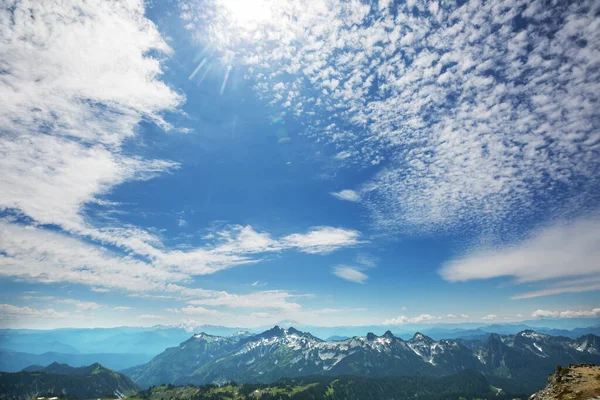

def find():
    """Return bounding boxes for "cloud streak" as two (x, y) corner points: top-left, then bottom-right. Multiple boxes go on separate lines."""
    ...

(330, 190), (360, 202)
(332, 265), (368, 284)
(440, 214), (600, 298)
(532, 308), (600, 319)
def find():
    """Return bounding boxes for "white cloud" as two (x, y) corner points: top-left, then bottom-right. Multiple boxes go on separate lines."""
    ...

(332, 265), (368, 284)
(0, 221), (188, 293)
(250, 312), (271, 318)
(91, 288), (111, 293)
(383, 314), (441, 325)
(0, 219), (360, 317)
(481, 314), (498, 320)
(56, 299), (102, 311)
(180, 306), (229, 317)
(511, 276), (600, 300)
(137, 314), (167, 320)
(114, 306), (131, 311)
(20, 295), (55, 301)
(355, 253), (377, 268)
(282, 226), (361, 254)
(440, 215), (600, 298)
(412, 314), (441, 323)
(0, 0), (182, 232)
(250, 280), (267, 287)
(181, 0), (600, 231)
(0, 304), (69, 320)
(532, 307), (600, 319)
(330, 190), (360, 202)
(187, 290), (303, 311)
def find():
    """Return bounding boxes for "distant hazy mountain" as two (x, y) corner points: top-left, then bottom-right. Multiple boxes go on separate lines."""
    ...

(0, 327), (192, 355)
(0, 326), (255, 356)
(0, 362), (138, 399)
(0, 350), (154, 372)
(123, 326), (600, 393)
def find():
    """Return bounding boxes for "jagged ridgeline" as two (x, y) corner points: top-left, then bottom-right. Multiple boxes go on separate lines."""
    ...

(131, 370), (511, 400)
(123, 326), (600, 394)
(0, 362), (139, 400)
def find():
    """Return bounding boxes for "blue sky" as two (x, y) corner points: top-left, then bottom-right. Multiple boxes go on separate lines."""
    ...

(1, 0), (599, 329)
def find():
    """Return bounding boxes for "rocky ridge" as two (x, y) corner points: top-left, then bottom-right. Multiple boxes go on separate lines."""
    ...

(530, 363), (600, 400)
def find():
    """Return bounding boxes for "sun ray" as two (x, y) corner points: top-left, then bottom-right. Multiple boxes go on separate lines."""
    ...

(188, 58), (207, 80)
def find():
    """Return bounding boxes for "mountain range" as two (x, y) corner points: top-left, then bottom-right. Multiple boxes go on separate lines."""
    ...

(0, 350), (154, 373)
(123, 326), (600, 394)
(0, 362), (138, 400)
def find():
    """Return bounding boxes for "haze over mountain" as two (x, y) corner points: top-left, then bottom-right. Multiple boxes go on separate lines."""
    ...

(123, 326), (600, 394)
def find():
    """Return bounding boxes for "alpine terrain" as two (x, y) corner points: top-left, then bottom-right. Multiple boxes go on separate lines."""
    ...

(124, 326), (600, 393)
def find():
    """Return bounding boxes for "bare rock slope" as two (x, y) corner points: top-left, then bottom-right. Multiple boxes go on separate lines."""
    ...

(530, 363), (600, 400)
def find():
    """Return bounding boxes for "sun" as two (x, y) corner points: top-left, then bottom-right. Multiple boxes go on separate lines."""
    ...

(217, 0), (274, 27)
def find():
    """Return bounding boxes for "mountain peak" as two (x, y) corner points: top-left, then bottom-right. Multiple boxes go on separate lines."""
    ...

(287, 327), (303, 336)
(383, 330), (395, 339)
(192, 332), (211, 339)
(517, 330), (548, 340)
(257, 325), (286, 338)
(411, 332), (432, 342)
(366, 332), (377, 341)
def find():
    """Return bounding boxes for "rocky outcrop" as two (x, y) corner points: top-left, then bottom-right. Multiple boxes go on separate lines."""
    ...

(530, 363), (600, 400)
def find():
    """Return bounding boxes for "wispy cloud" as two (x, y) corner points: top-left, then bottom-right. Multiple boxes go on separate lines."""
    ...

(532, 307), (600, 319)
(440, 215), (600, 298)
(0, 304), (69, 320)
(180, 306), (229, 317)
(383, 314), (441, 325)
(137, 314), (167, 320)
(281, 226), (362, 254)
(330, 190), (360, 202)
(383, 312), (471, 325)
(55, 299), (102, 311)
(481, 314), (498, 321)
(512, 277), (600, 300)
(332, 265), (368, 284)
(187, 290), (303, 311)
(0, 0), (182, 234)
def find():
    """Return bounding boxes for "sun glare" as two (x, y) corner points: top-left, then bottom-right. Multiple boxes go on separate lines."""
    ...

(218, 0), (273, 27)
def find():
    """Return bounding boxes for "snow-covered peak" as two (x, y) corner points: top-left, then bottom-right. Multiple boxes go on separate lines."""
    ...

(410, 332), (434, 343)
(383, 330), (396, 339)
(192, 332), (226, 342)
(517, 330), (549, 340)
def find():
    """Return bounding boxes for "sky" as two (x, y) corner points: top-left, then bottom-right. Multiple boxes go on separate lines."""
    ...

(1, 0), (599, 330)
